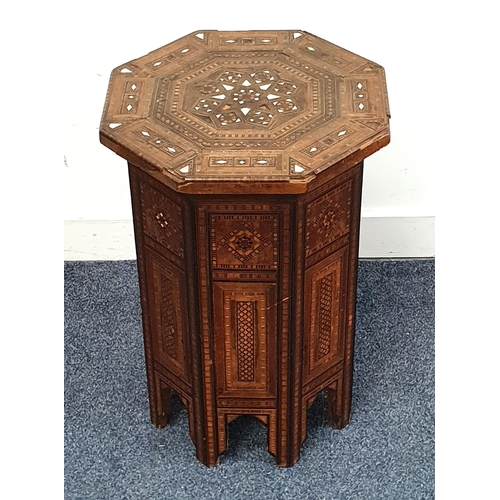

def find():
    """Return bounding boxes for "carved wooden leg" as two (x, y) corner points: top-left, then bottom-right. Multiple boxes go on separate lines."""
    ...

(153, 376), (172, 429)
(213, 411), (279, 465)
(275, 422), (301, 468)
(177, 395), (196, 444)
(195, 417), (220, 467)
(248, 413), (279, 459)
(217, 412), (229, 457)
(275, 442), (301, 467)
(326, 376), (347, 429)
(190, 428), (219, 467)
(267, 413), (278, 458)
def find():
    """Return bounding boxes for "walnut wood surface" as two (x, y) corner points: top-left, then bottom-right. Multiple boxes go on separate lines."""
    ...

(100, 30), (390, 194)
(101, 30), (390, 467)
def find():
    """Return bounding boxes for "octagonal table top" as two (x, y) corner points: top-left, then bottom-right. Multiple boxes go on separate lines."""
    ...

(99, 30), (390, 194)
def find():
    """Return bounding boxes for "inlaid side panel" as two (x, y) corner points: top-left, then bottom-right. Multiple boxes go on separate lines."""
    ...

(303, 246), (348, 384)
(213, 282), (277, 399)
(210, 213), (279, 270)
(305, 179), (352, 258)
(314, 267), (340, 363)
(140, 181), (184, 265)
(197, 200), (293, 466)
(145, 247), (189, 383)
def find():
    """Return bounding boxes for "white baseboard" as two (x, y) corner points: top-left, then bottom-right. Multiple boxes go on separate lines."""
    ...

(64, 217), (435, 261)
(359, 216), (435, 258)
(64, 221), (137, 261)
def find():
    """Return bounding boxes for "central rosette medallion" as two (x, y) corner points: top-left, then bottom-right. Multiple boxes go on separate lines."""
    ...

(190, 69), (302, 128)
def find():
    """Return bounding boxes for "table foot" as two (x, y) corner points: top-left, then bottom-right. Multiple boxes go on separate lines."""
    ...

(326, 378), (350, 429)
(151, 378), (172, 429)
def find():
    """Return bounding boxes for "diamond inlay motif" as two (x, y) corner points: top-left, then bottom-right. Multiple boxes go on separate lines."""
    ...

(313, 201), (347, 239)
(155, 211), (175, 235)
(140, 182), (184, 260)
(219, 222), (271, 263)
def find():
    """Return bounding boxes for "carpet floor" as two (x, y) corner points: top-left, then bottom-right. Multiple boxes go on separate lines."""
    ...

(64, 259), (434, 500)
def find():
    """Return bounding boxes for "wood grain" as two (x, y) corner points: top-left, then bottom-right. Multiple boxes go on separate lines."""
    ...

(101, 30), (390, 467)
(100, 30), (390, 194)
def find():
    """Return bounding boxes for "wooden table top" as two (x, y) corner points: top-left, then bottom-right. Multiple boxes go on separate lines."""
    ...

(99, 30), (390, 194)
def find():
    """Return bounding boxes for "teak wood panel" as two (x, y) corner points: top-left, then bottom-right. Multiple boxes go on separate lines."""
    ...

(306, 165), (364, 430)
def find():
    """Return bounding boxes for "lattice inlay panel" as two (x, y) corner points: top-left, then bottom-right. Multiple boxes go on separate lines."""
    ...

(213, 283), (276, 396)
(236, 301), (256, 382)
(148, 251), (186, 380)
(309, 259), (340, 370)
(317, 274), (333, 359)
(160, 274), (177, 360)
(303, 248), (345, 382)
(190, 69), (302, 129)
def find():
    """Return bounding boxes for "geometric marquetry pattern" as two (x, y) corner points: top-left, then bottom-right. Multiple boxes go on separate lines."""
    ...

(301, 126), (354, 157)
(317, 273), (333, 359)
(299, 41), (350, 68)
(101, 30), (390, 191)
(154, 210), (176, 237)
(305, 181), (352, 258)
(99, 29), (390, 467)
(135, 127), (185, 157)
(313, 200), (347, 240)
(145, 44), (198, 71)
(190, 69), (301, 129)
(216, 220), (275, 267)
(304, 246), (345, 385)
(160, 274), (177, 360)
(236, 301), (256, 382)
(140, 182), (184, 259)
(120, 81), (142, 114)
(219, 222), (272, 264)
(352, 80), (369, 113)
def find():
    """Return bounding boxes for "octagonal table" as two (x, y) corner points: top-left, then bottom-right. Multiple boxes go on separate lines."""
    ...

(99, 30), (390, 467)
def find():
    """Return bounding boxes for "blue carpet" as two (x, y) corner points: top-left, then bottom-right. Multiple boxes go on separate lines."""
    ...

(64, 259), (434, 499)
